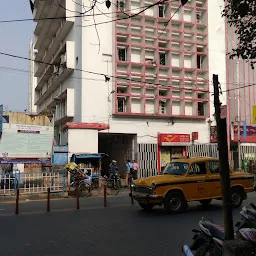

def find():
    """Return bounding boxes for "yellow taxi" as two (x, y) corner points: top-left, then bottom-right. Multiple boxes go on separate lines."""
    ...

(131, 157), (254, 213)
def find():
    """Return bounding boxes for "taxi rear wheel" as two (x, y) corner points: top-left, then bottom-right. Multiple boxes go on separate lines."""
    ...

(231, 188), (244, 208)
(164, 191), (187, 213)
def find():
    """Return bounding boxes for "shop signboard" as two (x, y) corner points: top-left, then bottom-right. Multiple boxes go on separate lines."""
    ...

(158, 133), (191, 146)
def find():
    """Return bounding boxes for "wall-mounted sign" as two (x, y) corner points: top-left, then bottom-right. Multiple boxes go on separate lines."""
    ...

(192, 132), (199, 141)
(210, 126), (217, 143)
(158, 133), (191, 146)
(252, 105), (256, 125)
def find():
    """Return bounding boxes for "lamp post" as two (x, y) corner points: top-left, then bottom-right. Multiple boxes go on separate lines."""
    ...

(45, 106), (56, 167)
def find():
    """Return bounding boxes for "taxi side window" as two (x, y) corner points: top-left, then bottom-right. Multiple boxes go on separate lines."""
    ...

(208, 161), (219, 174)
(189, 162), (207, 175)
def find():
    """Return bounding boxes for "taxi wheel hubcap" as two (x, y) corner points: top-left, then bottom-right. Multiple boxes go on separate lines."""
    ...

(232, 193), (240, 205)
(170, 198), (181, 210)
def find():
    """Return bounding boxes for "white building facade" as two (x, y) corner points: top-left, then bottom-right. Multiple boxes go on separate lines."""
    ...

(29, 0), (231, 175)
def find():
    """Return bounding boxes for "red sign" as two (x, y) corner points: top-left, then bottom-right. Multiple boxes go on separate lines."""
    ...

(158, 134), (190, 145)
(66, 122), (109, 131)
(192, 132), (198, 141)
(210, 126), (217, 143)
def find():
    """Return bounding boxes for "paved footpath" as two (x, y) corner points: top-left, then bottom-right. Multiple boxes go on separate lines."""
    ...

(0, 192), (255, 256)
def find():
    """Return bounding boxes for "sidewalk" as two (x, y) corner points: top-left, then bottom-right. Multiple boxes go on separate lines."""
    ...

(0, 187), (130, 203)
(0, 178), (129, 203)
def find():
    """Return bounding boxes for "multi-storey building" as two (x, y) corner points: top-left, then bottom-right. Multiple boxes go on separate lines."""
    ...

(29, 0), (255, 174)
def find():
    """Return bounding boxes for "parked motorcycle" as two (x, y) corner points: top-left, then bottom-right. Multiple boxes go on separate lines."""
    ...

(188, 218), (224, 256)
(185, 203), (256, 255)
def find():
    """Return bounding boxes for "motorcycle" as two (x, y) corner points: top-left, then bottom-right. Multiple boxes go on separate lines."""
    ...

(189, 218), (224, 256)
(236, 203), (256, 230)
(185, 204), (256, 255)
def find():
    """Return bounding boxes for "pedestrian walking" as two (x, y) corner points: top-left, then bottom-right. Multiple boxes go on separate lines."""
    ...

(125, 160), (133, 187)
(132, 160), (139, 179)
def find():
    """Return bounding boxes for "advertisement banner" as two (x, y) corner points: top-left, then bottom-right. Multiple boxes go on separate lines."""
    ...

(252, 105), (256, 125)
(210, 126), (217, 143)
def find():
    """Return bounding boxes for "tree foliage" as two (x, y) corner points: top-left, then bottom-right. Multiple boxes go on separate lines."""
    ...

(222, 0), (256, 68)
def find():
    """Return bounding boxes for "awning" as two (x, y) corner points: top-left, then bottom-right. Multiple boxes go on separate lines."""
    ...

(75, 154), (102, 159)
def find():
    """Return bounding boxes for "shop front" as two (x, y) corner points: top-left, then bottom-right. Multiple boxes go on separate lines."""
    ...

(157, 133), (191, 172)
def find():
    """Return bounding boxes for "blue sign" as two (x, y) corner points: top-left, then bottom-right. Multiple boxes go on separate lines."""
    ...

(0, 104), (3, 139)
(243, 121), (247, 140)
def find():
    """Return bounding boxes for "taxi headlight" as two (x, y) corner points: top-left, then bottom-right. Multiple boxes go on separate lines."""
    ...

(151, 183), (156, 190)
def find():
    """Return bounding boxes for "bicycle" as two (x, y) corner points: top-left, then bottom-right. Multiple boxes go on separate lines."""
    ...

(98, 174), (121, 195)
(70, 179), (92, 197)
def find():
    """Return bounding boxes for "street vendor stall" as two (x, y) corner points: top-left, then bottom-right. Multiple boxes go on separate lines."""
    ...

(70, 153), (108, 187)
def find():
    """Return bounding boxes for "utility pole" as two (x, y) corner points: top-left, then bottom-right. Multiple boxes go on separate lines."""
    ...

(236, 60), (241, 169)
(213, 74), (234, 240)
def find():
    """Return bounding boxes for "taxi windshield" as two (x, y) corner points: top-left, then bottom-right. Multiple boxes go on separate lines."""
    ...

(162, 162), (189, 176)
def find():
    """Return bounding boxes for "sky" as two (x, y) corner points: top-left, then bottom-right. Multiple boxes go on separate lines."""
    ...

(0, 0), (34, 111)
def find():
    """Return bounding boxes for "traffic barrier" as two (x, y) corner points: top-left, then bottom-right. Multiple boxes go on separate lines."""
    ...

(104, 183), (107, 207)
(76, 185), (80, 210)
(47, 188), (50, 212)
(129, 177), (134, 205)
(15, 189), (20, 215)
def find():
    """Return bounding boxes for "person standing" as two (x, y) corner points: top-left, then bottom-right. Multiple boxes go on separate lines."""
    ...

(132, 160), (139, 179)
(125, 160), (133, 187)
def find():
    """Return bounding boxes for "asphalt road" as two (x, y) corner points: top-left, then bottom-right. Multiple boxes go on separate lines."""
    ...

(0, 191), (256, 256)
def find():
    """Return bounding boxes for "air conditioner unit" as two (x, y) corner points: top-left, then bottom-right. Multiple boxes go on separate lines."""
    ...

(196, 12), (201, 23)
(53, 65), (59, 75)
(60, 53), (67, 66)
(117, 0), (125, 11)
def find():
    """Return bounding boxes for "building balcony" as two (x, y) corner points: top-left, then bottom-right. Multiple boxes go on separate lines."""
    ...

(34, 19), (73, 66)
(35, 65), (74, 106)
(37, 88), (74, 122)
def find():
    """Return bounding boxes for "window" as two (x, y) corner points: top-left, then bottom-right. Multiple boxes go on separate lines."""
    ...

(118, 98), (126, 112)
(208, 161), (219, 174)
(117, 0), (125, 11)
(158, 4), (165, 17)
(160, 100), (166, 114)
(118, 48), (127, 61)
(189, 162), (207, 175)
(196, 11), (201, 23)
(117, 88), (126, 94)
(159, 52), (166, 65)
(198, 102), (205, 116)
(197, 54), (202, 69)
(162, 162), (189, 176)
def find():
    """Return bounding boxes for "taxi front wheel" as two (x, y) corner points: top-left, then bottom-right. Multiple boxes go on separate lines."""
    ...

(164, 191), (188, 213)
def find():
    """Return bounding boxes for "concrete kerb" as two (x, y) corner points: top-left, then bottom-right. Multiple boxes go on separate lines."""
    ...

(0, 188), (130, 203)
(0, 192), (69, 203)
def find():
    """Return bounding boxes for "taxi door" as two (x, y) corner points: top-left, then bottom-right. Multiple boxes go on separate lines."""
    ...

(207, 160), (221, 198)
(186, 162), (211, 200)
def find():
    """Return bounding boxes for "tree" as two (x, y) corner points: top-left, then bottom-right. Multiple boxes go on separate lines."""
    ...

(222, 0), (256, 68)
